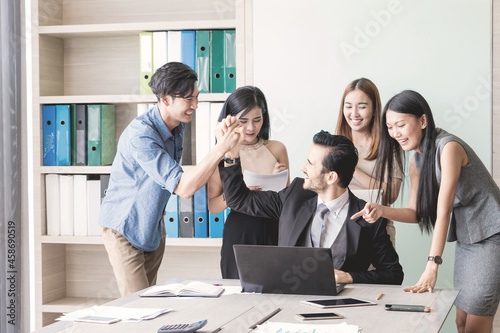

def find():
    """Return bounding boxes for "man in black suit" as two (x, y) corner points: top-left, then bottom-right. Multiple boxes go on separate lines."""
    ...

(219, 130), (403, 285)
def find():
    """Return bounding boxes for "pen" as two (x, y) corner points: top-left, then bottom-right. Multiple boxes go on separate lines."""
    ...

(376, 292), (383, 300)
(248, 308), (282, 329)
(212, 283), (222, 286)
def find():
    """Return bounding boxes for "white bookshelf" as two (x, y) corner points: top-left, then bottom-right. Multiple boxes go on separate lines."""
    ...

(31, 0), (250, 327)
(41, 235), (222, 247)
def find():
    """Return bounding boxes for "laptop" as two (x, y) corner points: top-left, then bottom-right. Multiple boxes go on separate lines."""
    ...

(233, 244), (345, 296)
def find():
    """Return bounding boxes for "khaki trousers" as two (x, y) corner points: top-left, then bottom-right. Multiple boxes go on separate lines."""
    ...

(101, 227), (165, 296)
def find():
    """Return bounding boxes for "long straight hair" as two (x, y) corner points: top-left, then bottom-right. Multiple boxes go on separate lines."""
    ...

(336, 78), (381, 161)
(376, 90), (438, 232)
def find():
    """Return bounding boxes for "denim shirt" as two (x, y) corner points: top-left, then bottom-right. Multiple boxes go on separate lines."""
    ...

(98, 105), (184, 251)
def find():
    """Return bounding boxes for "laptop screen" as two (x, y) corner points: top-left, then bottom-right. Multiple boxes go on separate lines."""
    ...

(234, 245), (343, 296)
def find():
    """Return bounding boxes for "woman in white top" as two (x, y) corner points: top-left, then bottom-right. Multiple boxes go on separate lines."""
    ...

(208, 86), (289, 278)
(336, 78), (402, 246)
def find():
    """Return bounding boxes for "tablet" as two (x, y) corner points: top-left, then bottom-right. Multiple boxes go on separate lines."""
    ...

(300, 297), (376, 308)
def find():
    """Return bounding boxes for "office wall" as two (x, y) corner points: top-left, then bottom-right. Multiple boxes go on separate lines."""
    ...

(253, 1), (491, 331)
(494, 1), (500, 186)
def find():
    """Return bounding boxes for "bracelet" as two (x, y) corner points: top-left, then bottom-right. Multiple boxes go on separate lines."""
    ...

(223, 156), (240, 164)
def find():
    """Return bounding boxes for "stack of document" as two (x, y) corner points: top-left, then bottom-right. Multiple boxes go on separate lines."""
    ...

(57, 305), (171, 323)
(243, 170), (289, 192)
(254, 322), (359, 333)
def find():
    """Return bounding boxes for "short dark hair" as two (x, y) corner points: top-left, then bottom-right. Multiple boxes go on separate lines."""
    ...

(149, 62), (198, 101)
(313, 131), (358, 188)
(217, 86), (271, 140)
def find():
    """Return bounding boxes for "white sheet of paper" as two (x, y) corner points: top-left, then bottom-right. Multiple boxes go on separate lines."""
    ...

(243, 169), (288, 192)
(254, 321), (359, 333)
(57, 305), (172, 323)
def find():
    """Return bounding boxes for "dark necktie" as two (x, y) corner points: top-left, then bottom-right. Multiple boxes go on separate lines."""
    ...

(311, 203), (329, 247)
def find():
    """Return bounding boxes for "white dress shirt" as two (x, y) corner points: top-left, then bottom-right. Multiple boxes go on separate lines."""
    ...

(316, 189), (350, 248)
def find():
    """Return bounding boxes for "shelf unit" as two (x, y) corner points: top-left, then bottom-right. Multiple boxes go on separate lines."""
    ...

(31, 0), (251, 328)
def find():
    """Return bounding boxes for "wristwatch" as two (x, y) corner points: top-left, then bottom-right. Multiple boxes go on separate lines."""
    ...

(223, 156), (240, 165)
(427, 255), (443, 265)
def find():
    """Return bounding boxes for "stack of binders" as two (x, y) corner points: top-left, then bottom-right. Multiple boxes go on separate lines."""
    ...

(164, 185), (226, 238)
(139, 29), (236, 95)
(42, 104), (116, 166)
(45, 174), (109, 237)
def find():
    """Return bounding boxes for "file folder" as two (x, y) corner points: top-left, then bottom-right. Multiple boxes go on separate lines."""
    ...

(87, 104), (116, 166)
(137, 103), (155, 117)
(100, 104), (116, 166)
(153, 31), (168, 73)
(45, 174), (61, 236)
(209, 103), (224, 150)
(224, 208), (231, 221)
(167, 31), (182, 63)
(56, 104), (71, 166)
(224, 30), (236, 93)
(70, 104), (77, 165)
(181, 30), (196, 71)
(210, 30), (225, 93)
(196, 30), (210, 93)
(59, 174), (74, 236)
(73, 174), (88, 236)
(179, 196), (194, 238)
(140, 32), (154, 94)
(100, 174), (110, 203)
(87, 104), (101, 166)
(181, 121), (194, 166)
(137, 103), (149, 117)
(75, 104), (87, 166)
(87, 176), (101, 236)
(194, 186), (208, 238)
(42, 105), (57, 166)
(164, 194), (179, 238)
(209, 210), (224, 238)
(195, 102), (211, 163)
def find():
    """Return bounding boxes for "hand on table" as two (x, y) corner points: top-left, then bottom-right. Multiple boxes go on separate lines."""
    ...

(403, 265), (438, 293)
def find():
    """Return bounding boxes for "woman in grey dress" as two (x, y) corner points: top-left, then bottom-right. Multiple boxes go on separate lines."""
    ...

(352, 90), (500, 332)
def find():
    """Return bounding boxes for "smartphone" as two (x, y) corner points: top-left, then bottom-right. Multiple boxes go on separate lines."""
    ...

(74, 316), (122, 324)
(300, 298), (376, 309)
(296, 312), (344, 320)
(385, 304), (430, 313)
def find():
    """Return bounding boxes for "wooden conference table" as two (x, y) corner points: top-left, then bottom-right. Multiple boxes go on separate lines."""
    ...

(32, 279), (459, 333)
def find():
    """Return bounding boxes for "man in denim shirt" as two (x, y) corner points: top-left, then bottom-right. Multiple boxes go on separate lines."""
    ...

(99, 62), (243, 296)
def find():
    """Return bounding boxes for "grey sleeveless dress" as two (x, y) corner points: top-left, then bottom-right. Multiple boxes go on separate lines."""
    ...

(415, 128), (500, 316)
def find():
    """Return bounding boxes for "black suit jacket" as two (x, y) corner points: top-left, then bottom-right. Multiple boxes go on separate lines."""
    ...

(220, 162), (404, 285)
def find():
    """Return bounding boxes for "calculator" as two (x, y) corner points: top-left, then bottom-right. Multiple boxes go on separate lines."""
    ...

(157, 319), (207, 333)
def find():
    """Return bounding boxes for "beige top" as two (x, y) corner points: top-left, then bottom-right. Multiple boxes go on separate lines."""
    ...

(349, 144), (402, 191)
(240, 139), (277, 175)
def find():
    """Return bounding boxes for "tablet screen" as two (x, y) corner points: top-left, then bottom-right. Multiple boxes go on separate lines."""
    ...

(301, 297), (376, 308)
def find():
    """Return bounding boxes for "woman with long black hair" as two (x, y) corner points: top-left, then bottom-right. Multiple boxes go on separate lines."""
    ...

(207, 86), (290, 279)
(353, 90), (500, 332)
